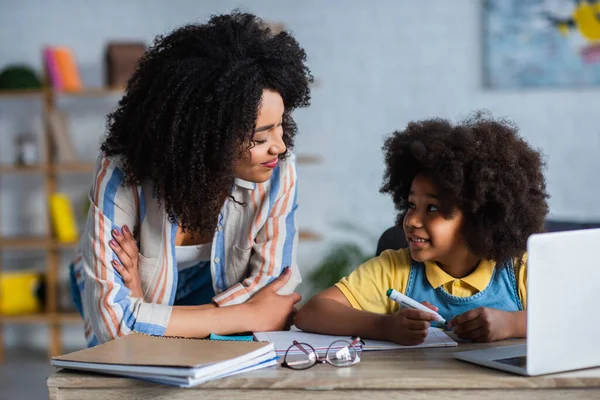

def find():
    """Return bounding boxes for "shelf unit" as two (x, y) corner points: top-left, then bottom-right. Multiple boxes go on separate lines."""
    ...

(3, 312), (82, 325)
(0, 87), (122, 362)
(0, 87), (322, 361)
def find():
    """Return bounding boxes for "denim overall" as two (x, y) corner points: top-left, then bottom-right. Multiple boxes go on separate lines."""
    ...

(404, 259), (523, 322)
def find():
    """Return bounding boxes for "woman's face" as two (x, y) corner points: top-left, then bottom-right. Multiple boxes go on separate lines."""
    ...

(233, 89), (287, 183)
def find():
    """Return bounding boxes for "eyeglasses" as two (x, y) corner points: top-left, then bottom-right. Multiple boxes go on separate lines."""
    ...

(281, 337), (363, 370)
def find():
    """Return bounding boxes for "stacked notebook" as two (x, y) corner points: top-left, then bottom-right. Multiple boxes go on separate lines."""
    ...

(51, 333), (277, 387)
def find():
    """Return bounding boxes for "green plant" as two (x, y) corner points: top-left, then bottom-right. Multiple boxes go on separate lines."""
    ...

(0, 65), (42, 89)
(307, 223), (377, 292)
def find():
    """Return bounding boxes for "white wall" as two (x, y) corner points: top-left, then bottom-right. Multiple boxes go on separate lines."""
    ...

(1, 0), (599, 349)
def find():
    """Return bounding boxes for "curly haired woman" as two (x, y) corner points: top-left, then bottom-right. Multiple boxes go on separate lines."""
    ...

(70, 12), (312, 345)
(296, 112), (549, 344)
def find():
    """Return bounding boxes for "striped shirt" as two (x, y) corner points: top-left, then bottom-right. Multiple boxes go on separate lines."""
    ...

(71, 152), (301, 346)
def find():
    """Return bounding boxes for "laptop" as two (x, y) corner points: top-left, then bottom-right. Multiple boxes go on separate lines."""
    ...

(455, 228), (600, 376)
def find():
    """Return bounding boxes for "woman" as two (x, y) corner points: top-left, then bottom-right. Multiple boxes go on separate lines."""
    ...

(70, 12), (312, 346)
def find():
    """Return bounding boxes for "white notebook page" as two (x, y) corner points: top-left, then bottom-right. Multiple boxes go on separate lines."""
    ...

(254, 327), (457, 355)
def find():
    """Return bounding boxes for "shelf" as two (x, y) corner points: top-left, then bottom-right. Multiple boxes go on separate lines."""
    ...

(53, 162), (95, 173)
(53, 312), (83, 324)
(0, 89), (44, 99)
(0, 162), (95, 174)
(298, 230), (322, 241)
(0, 236), (50, 249)
(296, 155), (322, 165)
(54, 241), (79, 250)
(0, 312), (81, 325)
(53, 87), (124, 97)
(0, 87), (124, 99)
(0, 164), (48, 174)
(0, 236), (78, 250)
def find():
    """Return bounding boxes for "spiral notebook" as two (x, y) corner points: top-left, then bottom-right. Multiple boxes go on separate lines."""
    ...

(51, 333), (277, 387)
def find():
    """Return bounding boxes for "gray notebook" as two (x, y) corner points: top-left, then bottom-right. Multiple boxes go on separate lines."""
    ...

(51, 333), (276, 385)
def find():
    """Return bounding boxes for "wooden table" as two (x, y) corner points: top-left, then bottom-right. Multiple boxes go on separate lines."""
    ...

(47, 339), (600, 399)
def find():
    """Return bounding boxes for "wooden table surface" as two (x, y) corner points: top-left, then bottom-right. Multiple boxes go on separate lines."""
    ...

(47, 338), (600, 399)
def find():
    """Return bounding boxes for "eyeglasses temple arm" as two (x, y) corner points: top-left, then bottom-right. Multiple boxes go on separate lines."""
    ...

(292, 340), (313, 356)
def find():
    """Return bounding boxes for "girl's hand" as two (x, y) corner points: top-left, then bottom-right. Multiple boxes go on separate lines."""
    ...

(380, 302), (438, 346)
(109, 225), (143, 298)
(450, 307), (515, 342)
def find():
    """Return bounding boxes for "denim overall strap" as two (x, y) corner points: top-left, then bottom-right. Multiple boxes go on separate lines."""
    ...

(404, 258), (523, 322)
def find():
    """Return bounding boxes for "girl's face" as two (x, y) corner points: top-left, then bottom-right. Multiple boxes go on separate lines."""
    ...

(233, 89), (286, 183)
(403, 174), (471, 267)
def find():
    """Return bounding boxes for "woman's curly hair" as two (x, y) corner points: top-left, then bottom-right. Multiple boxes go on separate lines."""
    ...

(380, 112), (549, 263)
(101, 12), (312, 236)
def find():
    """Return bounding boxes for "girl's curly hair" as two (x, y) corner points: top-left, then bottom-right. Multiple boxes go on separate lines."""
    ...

(101, 12), (312, 236)
(380, 112), (549, 263)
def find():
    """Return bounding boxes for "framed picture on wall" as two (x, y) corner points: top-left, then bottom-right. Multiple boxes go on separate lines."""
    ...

(484, 0), (600, 88)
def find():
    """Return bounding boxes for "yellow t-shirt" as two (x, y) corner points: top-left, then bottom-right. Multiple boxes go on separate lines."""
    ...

(335, 249), (527, 314)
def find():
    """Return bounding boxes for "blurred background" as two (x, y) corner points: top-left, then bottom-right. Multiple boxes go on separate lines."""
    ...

(1, 0), (599, 397)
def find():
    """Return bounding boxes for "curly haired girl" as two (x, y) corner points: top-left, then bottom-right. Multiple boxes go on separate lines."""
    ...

(296, 112), (549, 344)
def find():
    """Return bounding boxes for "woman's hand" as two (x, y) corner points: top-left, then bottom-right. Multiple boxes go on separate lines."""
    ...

(245, 267), (302, 332)
(450, 307), (517, 342)
(109, 225), (143, 298)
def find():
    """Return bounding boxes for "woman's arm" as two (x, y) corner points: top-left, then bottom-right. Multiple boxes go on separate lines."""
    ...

(108, 224), (301, 337)
(80, 156), (174, 343)
(167, 267), (301, 337)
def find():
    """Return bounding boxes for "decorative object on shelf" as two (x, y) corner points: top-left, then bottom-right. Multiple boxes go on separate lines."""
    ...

(43, 46), (82, 91)
(105, 42), (147, 87)
(14, 132), (39, 166)
(0, 271), (43, 316)
(47, 109), (78, 163)
(43, 47), (62, 90)
(0, 65), (42, 90)
(49, 193), (78, 243)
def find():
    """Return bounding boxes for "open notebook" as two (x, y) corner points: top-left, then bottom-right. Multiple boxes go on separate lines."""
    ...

(51, 333), (277, 387)
(254, 327), (457, 355)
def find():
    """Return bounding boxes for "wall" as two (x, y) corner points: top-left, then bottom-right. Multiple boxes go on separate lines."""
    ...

(1, 0), (599, 349)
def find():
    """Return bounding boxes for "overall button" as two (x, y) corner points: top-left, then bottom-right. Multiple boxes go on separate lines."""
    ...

(214, 257), (220, 263)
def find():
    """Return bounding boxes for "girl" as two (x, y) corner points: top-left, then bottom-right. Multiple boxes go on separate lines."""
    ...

(295, 113), (549, 344)
(70, 12), (312, 346)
